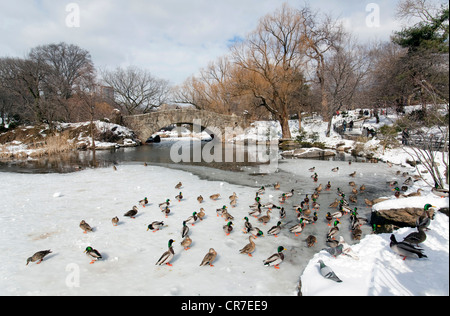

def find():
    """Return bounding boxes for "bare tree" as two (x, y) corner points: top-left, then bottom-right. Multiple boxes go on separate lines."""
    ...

(323, 35), (372, 135)
(231, 3), (308, 139)
(101, 66), (170, 115)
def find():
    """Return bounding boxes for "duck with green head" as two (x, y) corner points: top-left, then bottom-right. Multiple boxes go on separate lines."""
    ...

(156, 239), (175, 266)
(223, 221), (233, 236)
(263, 246), (286, 269)
(84, 247), (102, 265)
(267, 221), (282, 237)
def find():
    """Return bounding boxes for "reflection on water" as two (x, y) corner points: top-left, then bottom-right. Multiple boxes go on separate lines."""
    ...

(0, 140), (362, 174)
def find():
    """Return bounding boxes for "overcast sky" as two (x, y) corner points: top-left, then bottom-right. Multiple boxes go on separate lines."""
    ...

(0, 0), (404, 85)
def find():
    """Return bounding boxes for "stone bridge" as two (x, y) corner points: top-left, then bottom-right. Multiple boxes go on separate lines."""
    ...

(122, 109), (249, 142)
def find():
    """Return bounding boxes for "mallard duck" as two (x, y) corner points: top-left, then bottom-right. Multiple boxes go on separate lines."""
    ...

(223, 221), (233, 235)
(349, 171), (356, 178)
(84, 247), (102, 264)
(316, 184), (323, 192)
(351, 227), (362, 240)
(278, 194), (286, 204)
(229, 192), (238, 200)
(289, 219), (305, 237)
(156, 239), (175, 266)
(198, 208), (206, 221)
(306, 235), (317, 248)
(217, 205), (228, 217)
(210, 193), (220, 201)
(403, 177), (413, 185)
(402, 226), (427, 245)
(312, 199), (320, 210)
(263, 246), (285, 269)
(223, 210), (234, 222)
(181, 221), (189, 238)
(326, 238), (340, 248)
(185, 212), (198, 226)
(258, 210), (272, 225)
(329, 199), (340, 208)
(247, 226), (264, 238)
(147, 221), (165, 232)
(303, 194), (310, 205)
(249, 205), (262, 218)
(111, 216), (119, 226)
(390, 234), (427, 260)
(230, 199), (237, 208)
(432, 186), (449, 198)
(309, 167), (316, 172)
(243, 216), (253, 232)
(406, 189), (423, 197)
(350, 211), (367, 230)
(159, 199), (170, 210)
(327, 221), (340, 240)
(124, 206), (138, 219)
(279, 207), (286, 219)
(26, 250), (52, 266)
(162, 206), (171, 218)
(139, 197), (149, 207)
(274, 182), (281, 190)
(262, 202), (279, 210)
(351, 187), (358, 195)
(257, 186), (266, 195)
(267, 221), (282, 237)
(392, 187), (405, 198)
(326, 212), (333, 226)
(417, 204), (436, 231)
(175, 192), (183, 202)
(197, 195), (204, 204)
(312, 174), (318, 182)
(175, 182), (182, 189)
(200, 248), (217, 267)
(313, 212), (318, 224)
(80, 220), (93, 234)
(326, 181), (332, 190)
(388, 181), (398, 187)
(332, 167), (339, 172)
(349, 195), (357, 204)
(359, 184), (366, 192)
(240, 235), (257, 257)
(318, 260), (342, 283)
(284, 189), (295, 198)
(365, 198), (374, 207)
(181, 235), (192, 250)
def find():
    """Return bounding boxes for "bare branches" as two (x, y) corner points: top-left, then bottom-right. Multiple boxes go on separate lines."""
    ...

(101, 66), (170, 115)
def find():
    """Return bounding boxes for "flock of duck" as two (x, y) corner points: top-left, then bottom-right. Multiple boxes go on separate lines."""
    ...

(25, 163), (443, 284)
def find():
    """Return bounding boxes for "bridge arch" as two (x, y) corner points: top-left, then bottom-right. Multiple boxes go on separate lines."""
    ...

(122, 109), (249, 142)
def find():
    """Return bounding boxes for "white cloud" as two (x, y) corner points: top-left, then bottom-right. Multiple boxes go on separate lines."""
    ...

(0, 0), (403, 85)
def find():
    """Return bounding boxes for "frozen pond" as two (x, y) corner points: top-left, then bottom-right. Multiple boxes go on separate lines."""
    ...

(0, 144), (414, 295)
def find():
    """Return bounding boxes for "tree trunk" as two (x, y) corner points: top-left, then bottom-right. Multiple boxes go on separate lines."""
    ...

(279, 114), (292, 139)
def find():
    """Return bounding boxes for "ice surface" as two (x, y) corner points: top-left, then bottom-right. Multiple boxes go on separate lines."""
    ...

(1, 158), (448, 296)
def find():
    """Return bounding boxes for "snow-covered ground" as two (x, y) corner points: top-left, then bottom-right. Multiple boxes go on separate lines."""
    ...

(1, 159), (448, 296)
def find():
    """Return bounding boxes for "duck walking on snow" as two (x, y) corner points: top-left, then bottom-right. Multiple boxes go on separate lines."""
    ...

(84, 247), (102, 265)
(26, 250), (52, 266)
(124, 206), (138, 219)
(390, 234), (427, 260)
(240, 235), (257, 257)
(263, 246), (285, 269)
(200, 248), (218, 267)
(80, 220), (93, 234)
(156, 239), (175, 266)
